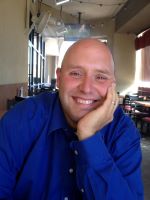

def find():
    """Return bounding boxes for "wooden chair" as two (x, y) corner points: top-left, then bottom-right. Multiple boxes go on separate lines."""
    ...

(122, 95), (136, 116)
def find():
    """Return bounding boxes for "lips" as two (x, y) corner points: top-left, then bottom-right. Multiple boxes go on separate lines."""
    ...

(74, 97), (97, 105)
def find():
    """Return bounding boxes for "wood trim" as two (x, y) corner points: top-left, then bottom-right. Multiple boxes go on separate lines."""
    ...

(138, 87), (150, 96)
(0, 83), (28, 110)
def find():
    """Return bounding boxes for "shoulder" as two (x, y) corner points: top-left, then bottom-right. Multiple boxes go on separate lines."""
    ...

(0, 92), (60, 136)
(0, 92), (60, 151)
(104, 106), (141, 155)
(113, 106), (138, 133)
(3, 91), (58, 120)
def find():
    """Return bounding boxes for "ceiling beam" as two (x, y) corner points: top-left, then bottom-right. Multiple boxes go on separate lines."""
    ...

(115, 0), (150, 33)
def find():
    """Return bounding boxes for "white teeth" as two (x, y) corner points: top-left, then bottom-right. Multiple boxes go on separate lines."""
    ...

(77, 98), (94, 105)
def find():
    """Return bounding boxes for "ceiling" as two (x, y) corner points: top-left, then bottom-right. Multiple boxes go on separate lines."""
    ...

(42, 0), (150, 34)
(42, 0), (128, 20)
(116, 2), (150, 34)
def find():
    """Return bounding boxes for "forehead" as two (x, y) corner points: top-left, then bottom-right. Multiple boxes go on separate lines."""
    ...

(67, 40), (106, 55)
(62, 41), (114, 73)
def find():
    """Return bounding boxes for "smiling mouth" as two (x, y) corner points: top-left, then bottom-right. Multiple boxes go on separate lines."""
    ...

(75, 97), (97, 105)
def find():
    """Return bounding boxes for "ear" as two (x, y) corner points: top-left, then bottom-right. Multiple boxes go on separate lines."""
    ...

(56, 68), (61, 88)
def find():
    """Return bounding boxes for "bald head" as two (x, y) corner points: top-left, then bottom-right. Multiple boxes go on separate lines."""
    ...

(61, 38), (114, 72)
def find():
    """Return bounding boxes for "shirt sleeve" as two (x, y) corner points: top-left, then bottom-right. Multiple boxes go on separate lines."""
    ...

(70, 120), (144, 200)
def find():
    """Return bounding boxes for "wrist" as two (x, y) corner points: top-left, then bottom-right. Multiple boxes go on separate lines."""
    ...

(76, 129), (95, 141)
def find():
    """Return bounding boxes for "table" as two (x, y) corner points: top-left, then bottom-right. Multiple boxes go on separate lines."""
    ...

(134, 101), (150, 108)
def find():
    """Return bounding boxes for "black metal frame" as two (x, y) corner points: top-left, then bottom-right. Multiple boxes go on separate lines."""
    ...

(28, 29), (45, 96)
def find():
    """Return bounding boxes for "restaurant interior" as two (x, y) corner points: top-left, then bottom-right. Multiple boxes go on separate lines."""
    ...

(0, 0), (150, 199)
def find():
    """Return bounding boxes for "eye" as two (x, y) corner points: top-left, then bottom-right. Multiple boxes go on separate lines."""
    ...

(69, 71), (82, 78)
(95, 74), (108, 81)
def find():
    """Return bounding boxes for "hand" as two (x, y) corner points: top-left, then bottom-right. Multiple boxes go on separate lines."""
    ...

(76, 84), (119, 140)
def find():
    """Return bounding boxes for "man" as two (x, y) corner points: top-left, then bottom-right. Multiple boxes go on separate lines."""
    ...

(0, 39), (143, 199)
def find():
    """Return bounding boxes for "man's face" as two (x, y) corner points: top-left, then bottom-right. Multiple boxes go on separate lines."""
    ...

(56, 40), (115, 127)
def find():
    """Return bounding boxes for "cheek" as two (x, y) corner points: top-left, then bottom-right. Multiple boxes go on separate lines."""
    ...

(97, 87), (107, 96)
(58, 78), (76, 96)
(62, 76), (79, 89)
(96, 82), (111, 97)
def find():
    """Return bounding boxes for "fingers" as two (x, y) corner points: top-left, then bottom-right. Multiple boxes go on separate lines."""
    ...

(113, 91), (119, 112)
(105, 83), (118, 112)
(112, 84), (119, 109)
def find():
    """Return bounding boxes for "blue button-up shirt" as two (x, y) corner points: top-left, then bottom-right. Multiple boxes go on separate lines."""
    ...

(0, 92), (144, 199)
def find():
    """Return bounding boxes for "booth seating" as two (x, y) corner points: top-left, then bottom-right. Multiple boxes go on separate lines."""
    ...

(138, 87), (150, 98)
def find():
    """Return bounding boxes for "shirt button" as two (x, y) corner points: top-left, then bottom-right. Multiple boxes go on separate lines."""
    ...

(69, 168), (74, 174)
(81, 188), (84, 193)
(64, 197), (68, 200)
(74, 150), (78, 155)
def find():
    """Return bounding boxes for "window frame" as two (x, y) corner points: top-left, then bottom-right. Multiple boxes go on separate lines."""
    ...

(28, 29), (45, 95)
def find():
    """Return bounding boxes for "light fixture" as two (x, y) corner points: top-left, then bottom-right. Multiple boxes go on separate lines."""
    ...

(55, 0), (71, 6)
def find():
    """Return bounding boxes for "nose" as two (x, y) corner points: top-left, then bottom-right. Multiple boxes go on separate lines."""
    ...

(79, 76), (93, 94)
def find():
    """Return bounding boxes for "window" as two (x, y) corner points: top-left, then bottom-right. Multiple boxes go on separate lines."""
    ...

(28, 29), (46, 95)
(135, 28), (150, 86)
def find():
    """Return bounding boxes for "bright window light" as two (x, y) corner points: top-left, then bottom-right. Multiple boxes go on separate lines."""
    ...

(58, 40), (75, 67)
(134, 49), (142, 86)
(120, 49), (142, 96)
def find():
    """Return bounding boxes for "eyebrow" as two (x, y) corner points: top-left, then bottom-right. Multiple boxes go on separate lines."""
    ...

(94, 69), (113, 75)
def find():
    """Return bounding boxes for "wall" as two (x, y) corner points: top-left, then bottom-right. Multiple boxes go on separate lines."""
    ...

(0, 0), (28, 84)
(0, 0), (28, 110)
(113, 33), (136, 94)
(45, 56), (57, 83)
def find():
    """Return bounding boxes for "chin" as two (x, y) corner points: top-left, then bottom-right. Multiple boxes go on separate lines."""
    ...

(71, 111), (89, 122)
